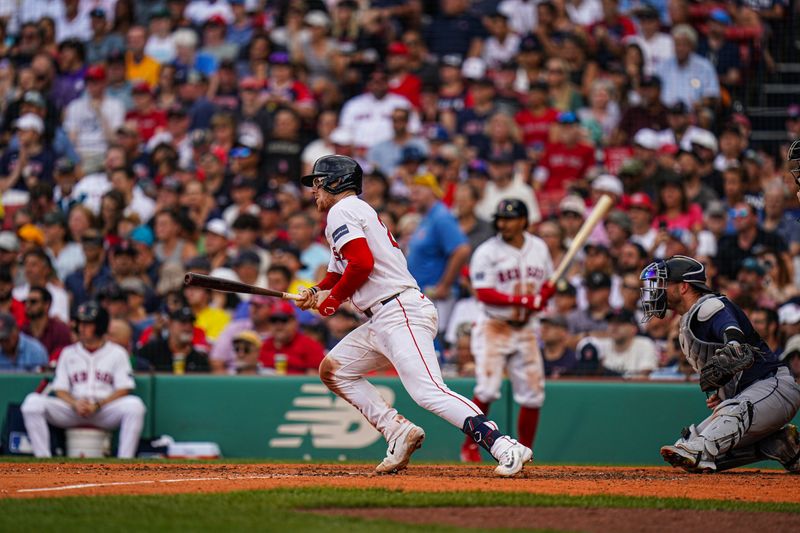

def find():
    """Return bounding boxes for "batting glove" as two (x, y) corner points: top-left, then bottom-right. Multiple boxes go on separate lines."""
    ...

(317, 295), (341, 317)
(538, 281), (556, 305)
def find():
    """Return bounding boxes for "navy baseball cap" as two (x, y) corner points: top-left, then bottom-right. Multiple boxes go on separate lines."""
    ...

(170, 306), (196, 322)
(585, 271), (612, 289)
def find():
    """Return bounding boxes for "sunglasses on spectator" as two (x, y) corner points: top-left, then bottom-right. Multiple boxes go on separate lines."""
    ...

(233, 343), (255, 353)
(733, 208), (750, 219)
(230, 147), (252, 158)
(268, 316), (291, 324)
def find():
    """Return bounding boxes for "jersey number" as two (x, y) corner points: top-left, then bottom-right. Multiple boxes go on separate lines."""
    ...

(378, 215), (400, 249)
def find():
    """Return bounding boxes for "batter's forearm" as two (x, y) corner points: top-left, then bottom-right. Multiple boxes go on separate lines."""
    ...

(474, 288), (529, 307)
(315, 271), (343, 291)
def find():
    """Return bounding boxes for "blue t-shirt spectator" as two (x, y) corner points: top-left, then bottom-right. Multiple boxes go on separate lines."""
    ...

(0, 330), (48, 373)
(658, 53), (720, 107)
(407, 201), (468, 291)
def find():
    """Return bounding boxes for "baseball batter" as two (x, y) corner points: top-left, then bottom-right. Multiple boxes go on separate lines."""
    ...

(461, 199), (554, 462)
(21, 302), (146, 458)
(640, 255), (800, 472)
(298, 155), (539, 476)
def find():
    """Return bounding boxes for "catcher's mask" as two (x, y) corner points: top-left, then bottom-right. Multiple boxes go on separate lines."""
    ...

(788, 139), (800, 187)
(639, 255), (712, 322)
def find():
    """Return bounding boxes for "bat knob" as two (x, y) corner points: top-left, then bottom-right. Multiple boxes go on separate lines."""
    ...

(184, 273), (194, 286)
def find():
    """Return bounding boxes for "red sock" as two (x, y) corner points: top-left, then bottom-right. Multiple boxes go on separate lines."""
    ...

(517, 407), (540, 449)
(463, 397), (491, 447)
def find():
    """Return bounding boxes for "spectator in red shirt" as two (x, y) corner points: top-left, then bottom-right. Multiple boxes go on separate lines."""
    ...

(259, 301), (324, 375)
(0, 264), (25, 327)
(515, 81), (558, 153)
(264, 52), (316, 121)
(21, 285), (72, 363)
(534, 111), (595, 197)
(125, 82), (166, 142)
(386, 42), (422, 109)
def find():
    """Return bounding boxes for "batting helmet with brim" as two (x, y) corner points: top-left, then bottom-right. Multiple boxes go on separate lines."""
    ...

(639, 255), (713, 321)
(788, 139), (800, 186)
(301, 155), (363, 195)
(75, 300), (110, 337)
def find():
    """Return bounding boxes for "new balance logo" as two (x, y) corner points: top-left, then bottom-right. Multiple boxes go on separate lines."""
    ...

(269, 383), (396, 449)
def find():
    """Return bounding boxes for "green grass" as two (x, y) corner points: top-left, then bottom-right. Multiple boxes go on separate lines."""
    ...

(2, 487), (800, 533)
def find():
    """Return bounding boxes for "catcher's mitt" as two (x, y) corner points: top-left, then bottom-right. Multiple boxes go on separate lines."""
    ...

(699, 343), (758, 393)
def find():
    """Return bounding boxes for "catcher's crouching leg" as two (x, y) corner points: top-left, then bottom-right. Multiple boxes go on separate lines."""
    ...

(661, 399), (753, 473)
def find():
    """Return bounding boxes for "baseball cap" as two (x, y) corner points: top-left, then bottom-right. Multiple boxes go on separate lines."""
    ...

(559, 195), (586, 217)
(18, 224), (45, 246)
(304, 10), (330, 27)
(42, 211), (66, 226)
(705, 200), (727, 218)
(130, 225), (154, 247)
(167, 104), (188, 118)
(585, 242), (610, 255)
(268, 51), (291, 65)
(519, 33), (541, 53)
(462, 57), (487, 80)
(118, 277), (147, 296)
(788, 104), (800, 120)
(585, 271), (612, 290)
(205, 218), (230, 238)
(488, 152), (515, 165)
(80, 230), (105, 247)
(779, 303), (800, 325)
(640, 75), (662, 88)
(233, 330), (262, 348)
(233, 249), (261, 268)
(85, 65), (106, 81)
(231, 175), (257, 190)
(258, 196), (280, 212)
(667, 101), (689, 115)
(540, 313), (568, 328)
(55, 157), (76, 174)
(627, 192), (654, 212)
(606, 308), (636, 325)
(0, 312), (17, 340)
(387, 42), (409, 56)
(467, 159), (489, 177)
(22, 91), (46, 108)
(440, 54), (463, 68)
(781, 334), (800, 362)
(185, 255), (212, 272)
(633, 128), (661, 150)
(90, 7), (106, 18)
(205, 14), (228, 27)
(606, 210), (632, 233)
(269, 300), (295, 319)
(400, 145), (427, 164)
(689, 130), (718, 153)
(619, 158), (645, 177)
(635, 5), (660, 19)
(412, 172), (443, 198)
(330, 127), (354, 146)
(111, 240), (137, 256)
(555, 279), (577, 296)
(170, 306), (196, 322)
(239, 77), (264, 91)
(709, 8), (732, 25)
(740, 257), (766, 276)
(132, 81), (153, 95)
(15, 113), (44, 134)
(591, 174), (624, 196)
(557, 111), (579, 125)
(0, 231), (20, 252)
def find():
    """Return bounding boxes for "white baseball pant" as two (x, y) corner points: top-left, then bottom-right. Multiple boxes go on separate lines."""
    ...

(471, 318), (545, 408)
(320, 289), (498, 444)
(21, 393), (146, 458)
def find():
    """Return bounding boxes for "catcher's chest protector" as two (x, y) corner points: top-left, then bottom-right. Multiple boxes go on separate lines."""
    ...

(679, 294), (726, 373)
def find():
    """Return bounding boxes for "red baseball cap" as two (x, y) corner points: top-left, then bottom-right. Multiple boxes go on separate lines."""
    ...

(387, 42), (409, 56)
(239, 77), (264, 91)
(85, 65), (106, 81)
(132, 81), (152, 95)
(627, 192), (654, 212)
(270, 300), (295, 318)
(206, 14), (227, 27)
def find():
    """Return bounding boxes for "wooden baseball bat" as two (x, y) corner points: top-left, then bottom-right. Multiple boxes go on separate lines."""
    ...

(184, 272), (302, 301)
(548, 194), (615, 283)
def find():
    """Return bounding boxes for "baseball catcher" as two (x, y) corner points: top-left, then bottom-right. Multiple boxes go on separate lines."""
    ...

(789, 139), (800, 203)
(640, 255), (800, 473)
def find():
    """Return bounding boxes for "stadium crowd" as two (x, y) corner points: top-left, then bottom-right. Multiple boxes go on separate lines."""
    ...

(0, 0), (799, 383)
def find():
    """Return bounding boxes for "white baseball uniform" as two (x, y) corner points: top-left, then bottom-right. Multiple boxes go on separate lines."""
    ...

(470, 233), (553, 407)
(320, 196), (515, 455)
(21, 341), (146, 458)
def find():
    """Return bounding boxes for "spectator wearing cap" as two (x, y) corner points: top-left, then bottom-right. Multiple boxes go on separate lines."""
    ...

(0, 113), (55, 193)
(540, 314), (579, 378)
(456, 75), (498, 148)
(368, 107), (429, 177)
(67, 64), (126, 171)
(231, 213), (270, 271)
(227, 330), (262, 375)
(652, 172), (703, 232)
(475, 151), (541, 223)
(384, 41), (423, 109)
(256, 196), (289, 250)
(144, 8), (177, 65)
(108, 166), (156, 224)
(340, 69), (420, 149)
(64, 230), (112, 311)
(231, 247), (266, 296)
(625, 5), (674, 75)
(713, 125), (745, 174)
(482, 9), (520, 69)
(22, 285), (72, 362)
(176, 69), (216, 132)
(604, 209), (633, 258)
(226, 0), (254, 49)
(779, 303), (800, 343)
(105, 51), (133, 110)
(53, 158), (84, 215)
(407, 172), (471, 326)
(43, 210), (84, 280)
(222, 176), (259, 227)
(424, 0), (487, 59)
(125, 26), (160, 88)
(0, 311), (48, 372)
(533, 111), (594, 206)
(107, 240), (141, 287)
(154, 209), (198, 266)
(557, 195), (587, 246)
(202, 218), (231, 270)
(567, 271), (613, 343)
(259, 301), (325, 375)
(515, 81), (558, 152)
(184, 0), (234, 27)
(263, 52), (316, 120)
(146, 104), (193, 168)
(50, 39), (86, 111)
(715, 202), (788, 283)
(582, 309), (657, 378)
(15, 248), (71, 323)
(287, 213), (330, 281)
(210, 291), (273, 374)
(135, 306), (210, 373)
(677, 149), (719, 210)
(762, 183), (800, 257)
(263, 108), (305, 182)
(199, 15), (238, 68)
(780, 335), (800, 384)
(697, 8), (742, 91)
(435, 54), (468, 116)
(125, 80), (166, 142)
(614, 75), (668, 146)
(18, 223), (46, 254)
(657, 24), (720, 109)
(695, 200), (727, 257)
(732, 257), (773, 311)
(0, 265), (25, 327)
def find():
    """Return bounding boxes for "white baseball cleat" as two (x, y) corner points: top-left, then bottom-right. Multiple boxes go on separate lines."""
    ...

(375, 423), (425, 474)
(494, 442), (533, 477)
(660, 445), (716, 473)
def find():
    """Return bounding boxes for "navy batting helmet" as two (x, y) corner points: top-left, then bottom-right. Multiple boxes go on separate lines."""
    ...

(788, 139), (800, 187)
(639, 255), (713, 321)
(75, 300), (109, 337)
(494, 198), (529, 222)
(300, 155), (363, 195)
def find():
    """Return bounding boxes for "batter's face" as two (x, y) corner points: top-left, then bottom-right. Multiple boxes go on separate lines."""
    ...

(496, 216), (527, 242)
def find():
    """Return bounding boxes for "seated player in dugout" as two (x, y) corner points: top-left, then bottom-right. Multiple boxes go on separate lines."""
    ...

(640, 255), (800, 473)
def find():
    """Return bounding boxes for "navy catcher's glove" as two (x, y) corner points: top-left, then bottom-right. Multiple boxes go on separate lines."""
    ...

(699, 343), (758, 393)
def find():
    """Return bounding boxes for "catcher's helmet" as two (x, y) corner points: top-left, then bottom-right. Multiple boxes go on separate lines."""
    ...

(788, 139), (800, 186)
(639, 255), (713, 321)
(75, 300), (109, 337)
(300, 155), (363, 195)
(493, 198), (529, 223)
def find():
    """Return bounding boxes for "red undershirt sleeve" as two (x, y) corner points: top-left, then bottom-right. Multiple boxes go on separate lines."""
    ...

(329, 238), (374, 301)
(475, 288), (527, 307)
(316, 271), (342, 291)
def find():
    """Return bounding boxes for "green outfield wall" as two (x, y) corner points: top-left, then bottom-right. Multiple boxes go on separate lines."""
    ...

(2, 374), (798, 465)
